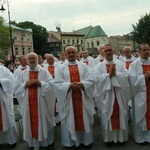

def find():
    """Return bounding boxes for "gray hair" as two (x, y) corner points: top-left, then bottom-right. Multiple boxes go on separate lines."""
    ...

(97, 44), (105, 51)
(123, 46), (132, 52)
(27, 52), (38, 59)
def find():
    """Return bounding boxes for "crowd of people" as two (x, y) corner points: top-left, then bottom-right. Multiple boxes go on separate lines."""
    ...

(0, 43), (150, 150)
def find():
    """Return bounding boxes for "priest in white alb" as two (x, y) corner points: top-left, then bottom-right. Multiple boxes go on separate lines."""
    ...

(94, 44), (130, 146)
(14, 55), (29, 78)
(14, 52), (55, 150)
(0, 65), (17, 148)
(54, 46), (95, 148)
(43, 54), (60, 124)
(128, 43), (150, 144)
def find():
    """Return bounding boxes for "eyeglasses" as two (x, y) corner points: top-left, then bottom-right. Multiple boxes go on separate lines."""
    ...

(104, 49), (113, 52)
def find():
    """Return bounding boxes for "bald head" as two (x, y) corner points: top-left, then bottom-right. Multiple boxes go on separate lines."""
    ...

(65, 46), (77, 62)
(46, 54), (55, 65)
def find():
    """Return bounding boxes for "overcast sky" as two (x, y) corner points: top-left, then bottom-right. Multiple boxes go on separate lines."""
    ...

(1, 0), (150, 36)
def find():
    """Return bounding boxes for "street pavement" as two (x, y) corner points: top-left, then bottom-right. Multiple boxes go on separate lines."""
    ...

(1, 112), (150, 150)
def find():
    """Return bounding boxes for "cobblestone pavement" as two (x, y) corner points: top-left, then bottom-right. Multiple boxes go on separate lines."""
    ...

(1, 110), (150, 150)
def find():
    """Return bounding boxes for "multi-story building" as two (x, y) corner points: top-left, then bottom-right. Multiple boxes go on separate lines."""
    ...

(5, 24), (34, 62)
(47, 25), (137, 58)
(109, 34), (136, 55)
(76, 25), (108, 57)
(47, 25), (108, 57)
(47, 30), (85, 57)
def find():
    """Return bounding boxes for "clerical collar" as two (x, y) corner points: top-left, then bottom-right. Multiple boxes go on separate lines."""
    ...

(67, 60), (77, 65)
(48, 64), (54, 66)
(83, 58), (88, 61)
(21, 65), (27, 68)
(105, 59), (114, 64)
(140, 57), (150, 64)
(126, 57), (133, 61)
(29, 65), (39, 72)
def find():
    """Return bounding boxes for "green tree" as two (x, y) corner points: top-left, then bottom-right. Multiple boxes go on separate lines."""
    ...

(13, 21), (48, 55)
(0, 16), (10, 59)
(132, 13), (150, 45)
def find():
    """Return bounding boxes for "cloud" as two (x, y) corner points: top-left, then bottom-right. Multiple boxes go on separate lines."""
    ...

(1, 0), (150, 36)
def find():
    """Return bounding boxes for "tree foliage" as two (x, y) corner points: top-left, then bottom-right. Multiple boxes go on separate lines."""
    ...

(0, 16), (10, 59)
(13, 21), (48, 55)
(132, 13), (150, 45)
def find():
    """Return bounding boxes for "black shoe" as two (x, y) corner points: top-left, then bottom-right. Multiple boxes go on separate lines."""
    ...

(118, 142), (126, 146)
(29, 147), (34, 150)
(8, 143), (16, 149)
(0, 144), (3, 147)
(84, 143), (93, 149)
(63, 146), (76, 150)
(136, 142), (146, 146)
(105, 142), (113, 147)
(47, 142), (55, 149)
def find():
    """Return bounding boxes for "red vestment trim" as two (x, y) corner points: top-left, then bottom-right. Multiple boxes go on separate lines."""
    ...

(126, 61), (133, 69)
(69, 65), (85, 132)
(100, 59), (104, 62)
(28, 71), (39, 139)
(0, 102), (3, 131)
(142, 65), (150, 130)
(106, 64), (120, 130)
(48, 66), (55, 77)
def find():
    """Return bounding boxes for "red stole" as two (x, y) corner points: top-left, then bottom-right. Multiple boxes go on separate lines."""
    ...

(126, 61), (133, 69)
(0, 102), (3, 131)
(28, 71), (39, 139)
(142, 65), (150, 129)
(106, 64), (120, 130)
(48, 66), (55, 77)
(69, 65), (84, 132)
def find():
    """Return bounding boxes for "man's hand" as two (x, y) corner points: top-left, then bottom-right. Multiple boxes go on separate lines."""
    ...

(109, 64), (116, 78)
(70, 82), (83, 89)
(33, 80), (41, 87)
(145, 71), (150, 80)
(25, 79), (41, 89)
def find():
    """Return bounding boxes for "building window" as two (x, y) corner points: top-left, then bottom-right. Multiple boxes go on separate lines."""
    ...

(22, 47), (25, 55)
(13, 34), (18, 40)
(87, 42), (90, 48)
(15, 47), (18, 55)
(97, 41), (100, 46)
(27, 35), (30, 41)
(68, 39), (70, 44)
(81, 40), (83, 44)
(21, 36), (24, 41)
(72, 40), (74, 44)
(63, 39), (65, 44)
(28, 47), (31, 54)
(91, 41), (94, 47)
(5, 51), (8, 55)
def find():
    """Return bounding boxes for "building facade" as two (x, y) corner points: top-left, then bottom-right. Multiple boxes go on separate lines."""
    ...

(5, 24), (34, 62)
(47, 30), (85, 57)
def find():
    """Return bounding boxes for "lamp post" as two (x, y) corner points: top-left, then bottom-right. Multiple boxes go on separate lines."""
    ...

(0, 0), (15, 63)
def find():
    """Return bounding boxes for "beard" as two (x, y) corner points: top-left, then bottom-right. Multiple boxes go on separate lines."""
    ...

(29, 63), (37, 69)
